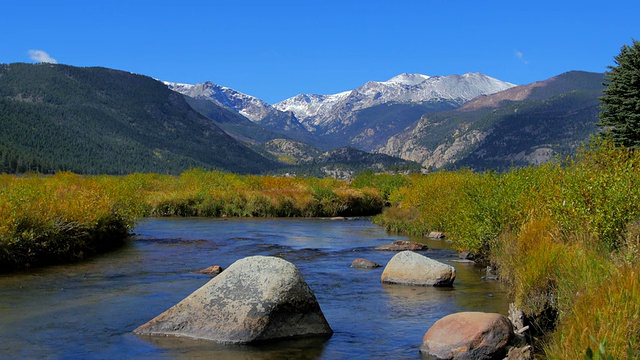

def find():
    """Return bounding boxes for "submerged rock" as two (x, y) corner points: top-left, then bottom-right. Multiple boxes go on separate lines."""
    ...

(350, 258), (382, 269)
(381, 251), (455, 286)
(374, 240), (428, 251)
(420, 312), (513, 359)
(194, 265), (223, 276)
(134, 256), (332, 343)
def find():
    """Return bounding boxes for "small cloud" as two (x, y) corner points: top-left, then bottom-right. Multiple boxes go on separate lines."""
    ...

(28, 50), (57, 64)
(514, 50), (528, 65)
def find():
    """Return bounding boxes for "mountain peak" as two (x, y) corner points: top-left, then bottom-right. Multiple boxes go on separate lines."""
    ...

(385, 73), (431, 86)
(275, 72), (516, 128)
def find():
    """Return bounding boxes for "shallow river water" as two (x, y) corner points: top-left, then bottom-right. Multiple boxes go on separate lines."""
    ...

(0, 217), (508, 359)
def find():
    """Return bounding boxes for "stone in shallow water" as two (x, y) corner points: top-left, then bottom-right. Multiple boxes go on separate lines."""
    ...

(350, 258), (382, 269)
(134, 255), (333, 343)
(380, 251), (455, 287)
(420, 312), (513, 359)
(193, 265), (223, 276)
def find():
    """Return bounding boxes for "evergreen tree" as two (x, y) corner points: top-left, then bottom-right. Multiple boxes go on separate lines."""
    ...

(598, 39), (640, 147)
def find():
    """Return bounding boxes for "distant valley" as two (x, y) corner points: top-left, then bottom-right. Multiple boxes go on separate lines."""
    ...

(0, 63), (604, 176)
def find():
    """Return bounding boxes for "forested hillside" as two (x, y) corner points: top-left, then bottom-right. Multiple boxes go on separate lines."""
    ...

(0, 63), (276, 174)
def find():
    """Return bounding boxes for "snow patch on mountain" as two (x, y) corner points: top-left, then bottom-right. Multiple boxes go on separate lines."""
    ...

(165, 72), (515, 136)
(273, 72), (516, 131)
(386, 73), (431, 86)
(163, 81), (272, 122)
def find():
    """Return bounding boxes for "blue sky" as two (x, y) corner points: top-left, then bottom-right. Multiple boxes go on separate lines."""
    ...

(3, 0), (639, 104)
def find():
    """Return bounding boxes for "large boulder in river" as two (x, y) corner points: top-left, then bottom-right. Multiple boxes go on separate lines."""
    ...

(380, 251), (455, 286)
(420, 312), (513, 359)
(134, 256), (333, 343)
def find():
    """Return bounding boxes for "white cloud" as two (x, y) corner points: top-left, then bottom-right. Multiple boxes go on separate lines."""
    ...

(514, 50), (528, 65)
(28, 50), (57, 64)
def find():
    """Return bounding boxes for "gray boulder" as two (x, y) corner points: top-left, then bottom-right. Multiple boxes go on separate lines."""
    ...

(380, 251), (455, 286)
(420, 312), (513, 359)
(134, 256), (332, 343)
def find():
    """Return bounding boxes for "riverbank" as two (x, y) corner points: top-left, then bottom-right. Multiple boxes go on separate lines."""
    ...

(0, 171), (389, 272)
(374, 140), (640, 358)
(0, 173), (146, 272)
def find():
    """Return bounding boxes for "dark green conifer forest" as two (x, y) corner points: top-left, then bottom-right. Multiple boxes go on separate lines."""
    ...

(0, 63), (276, 174)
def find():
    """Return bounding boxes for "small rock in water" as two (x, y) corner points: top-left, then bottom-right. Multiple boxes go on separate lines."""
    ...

(194, 265), (223, 276)
(427, 231), (444, 239)
(481, 266), (499, 281)
(350, 258), (382, 269)
(374, 240), (428, 251)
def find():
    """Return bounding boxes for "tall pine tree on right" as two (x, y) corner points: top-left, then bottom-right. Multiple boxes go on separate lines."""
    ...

(597, 39), (640, 148)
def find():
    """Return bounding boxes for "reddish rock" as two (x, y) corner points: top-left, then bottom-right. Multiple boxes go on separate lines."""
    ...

(420, 312), (513, 359)
(350, 258), (382, 269)
(194, 265), (223, 276)
(374, 240), (428, 251)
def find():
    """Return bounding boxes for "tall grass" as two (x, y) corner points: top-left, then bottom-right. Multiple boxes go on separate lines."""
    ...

(0, 170), (385, 272)
(145, 169), (384, 217)
(375, 139), (640, 358)
(0, 172), (146, 272)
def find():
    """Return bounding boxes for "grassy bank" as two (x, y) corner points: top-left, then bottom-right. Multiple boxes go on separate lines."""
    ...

(0, 172), (147, 272)
(374, 140), (640, 358)
(143, 169), (384, 218)
(0, 171), (385, 272)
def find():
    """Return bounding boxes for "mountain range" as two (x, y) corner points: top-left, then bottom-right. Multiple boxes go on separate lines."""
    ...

(0, 62), (605, 176)
(166, 72), (515, 151)
(377, 71), (604, 170)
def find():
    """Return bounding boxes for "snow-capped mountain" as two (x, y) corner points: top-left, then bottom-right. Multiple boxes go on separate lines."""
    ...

(163, 81), (272, 122)
(274, 73), (516, 131)
(165, 72), (516, 151)
(377, 71), (604, 171)
(164, 80), (318, 147)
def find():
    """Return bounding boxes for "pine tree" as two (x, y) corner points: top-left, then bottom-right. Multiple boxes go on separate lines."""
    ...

(598, 39), (640, 148)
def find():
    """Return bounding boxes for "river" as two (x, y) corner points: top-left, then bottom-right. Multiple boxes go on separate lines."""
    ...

(0, 217), (508, 359)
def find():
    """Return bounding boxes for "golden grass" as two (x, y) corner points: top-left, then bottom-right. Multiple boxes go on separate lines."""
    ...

(0, 170), (385, 271)
(375, 140), (640, 358)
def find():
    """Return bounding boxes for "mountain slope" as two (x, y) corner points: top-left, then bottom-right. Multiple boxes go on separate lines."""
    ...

(164, 81), (320, 146)
(0, 63), (276, 174)
(182, 95), (287, 144)
(267, 146), (422, 179)
(262, 139), (322, 164)
(378, 71), (605, 170)
(274, 72), (516, 150)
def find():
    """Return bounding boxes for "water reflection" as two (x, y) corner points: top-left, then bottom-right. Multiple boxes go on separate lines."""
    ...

(141, 334), (330, 360)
